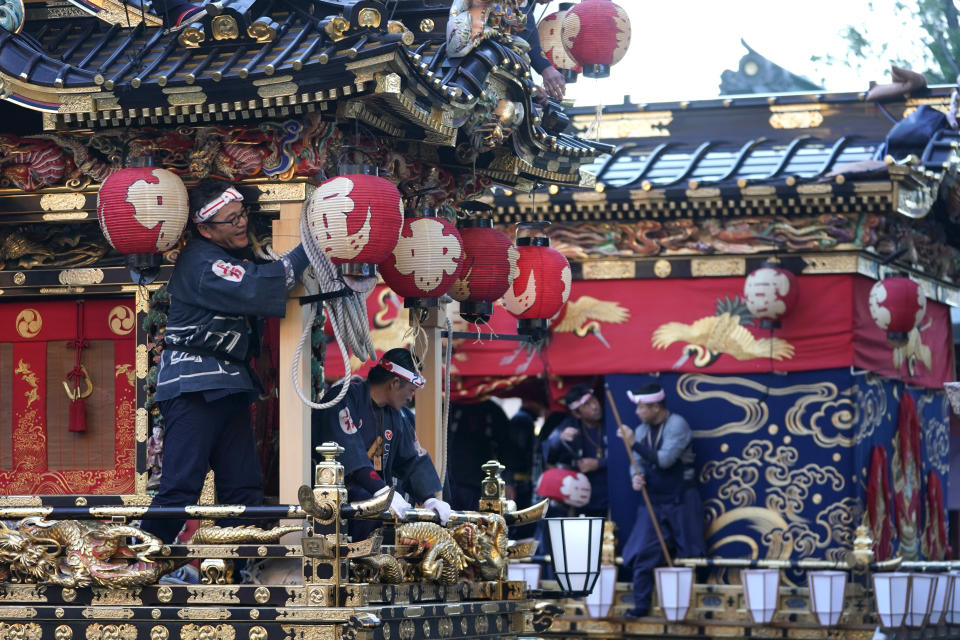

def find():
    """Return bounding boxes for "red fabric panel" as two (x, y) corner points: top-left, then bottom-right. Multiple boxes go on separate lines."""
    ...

(0, 342), (11, 470)
(853, 276), (953, 388)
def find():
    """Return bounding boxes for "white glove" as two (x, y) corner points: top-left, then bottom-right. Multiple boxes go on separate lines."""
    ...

(375, 486), (411, 520)
(423, 497), (452, 525)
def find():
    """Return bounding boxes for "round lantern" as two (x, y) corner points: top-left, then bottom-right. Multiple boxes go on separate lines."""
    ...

(743, 262), (799, 329)
(538, 3), (581, 84)
(380, 208), (465, 307)
(869, 276), (926, 346)
(450, 218), (520, 324)
(303, 174), (404, 281)
(561, 0), (631, 79)
(501, 235), (572, 334)
(97, 167), (189, 283)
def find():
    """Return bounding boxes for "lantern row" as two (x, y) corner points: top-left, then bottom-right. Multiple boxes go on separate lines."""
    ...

(537, 0), (632, 80)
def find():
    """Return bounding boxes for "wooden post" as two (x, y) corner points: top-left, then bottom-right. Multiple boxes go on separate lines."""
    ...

(263, 183), (313, 506)
(414, 305), (446, 479)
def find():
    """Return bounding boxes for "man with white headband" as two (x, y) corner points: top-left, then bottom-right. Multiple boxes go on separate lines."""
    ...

(618, 382), (704, 618)
(142, 179), (309, 558)
(311, 347), (450, 539)
(542, 383), (608, 516)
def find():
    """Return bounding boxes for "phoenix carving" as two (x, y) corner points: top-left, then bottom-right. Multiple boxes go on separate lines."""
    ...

(652, 312), (795, 367)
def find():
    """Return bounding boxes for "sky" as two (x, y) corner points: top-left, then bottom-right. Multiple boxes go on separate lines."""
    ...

(534, 0), (940, 107)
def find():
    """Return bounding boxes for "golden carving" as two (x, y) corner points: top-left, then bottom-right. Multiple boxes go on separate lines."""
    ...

(581, 260), (634, 280)
(40, 288), (85, 295)
(437, 619), (452, 638)
(156, 587), (173, 603)
(0, 623), (41, 639)
(211, 14), (239, 39)
(180, 625), (234, 640)
(40, 193), (86, 211)
(176, 611), (231, 621)
(357, 7), (380, 27)
(690, 258), (745, 277)
(186, 587), (239, 604)
(178, 27), (204, 48)
(108, 305), (135, 335)
(249, 611), (259, 620)
(81, 609), (135, 620)
(12, 273), (24, 285)
(572, 110), (672, 139)
(279, 626), (336, 640)
(75, 497), (88, 506)
(768, 104), (826, 129)
(255, 182), (311, 203)
(15, 309), (41, 339)
(91, 589), (141, 605)
(86, 624), (137, 640)
(0, 586), (44, 602)
(324, 16), (349, 40)
(150, 627), (168, 640)
(801, 254), (859, 273)
(55, 625), (73, 640)
(164, 89), (207, 107)
(398, 621), (414, 640)
(254, 588), (270, 604)
(59, 268), (104, 286)
(475, 618), (488, 634)
(247, 19), (276, 42)
(419, 18), (434, 32)
(248, 628), (267, 640)
(375, 73), (402, 95)
(136, 344), (149, 379)
(151, 611), (160, 620)
(256, 82), (299, 99)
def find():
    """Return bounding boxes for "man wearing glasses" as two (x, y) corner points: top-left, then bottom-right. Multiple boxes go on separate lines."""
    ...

(141, 179), (309, 558)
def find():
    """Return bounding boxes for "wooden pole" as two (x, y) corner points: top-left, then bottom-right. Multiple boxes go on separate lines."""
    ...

(605, 386), (673, 567)
(414, 305), (445, 482)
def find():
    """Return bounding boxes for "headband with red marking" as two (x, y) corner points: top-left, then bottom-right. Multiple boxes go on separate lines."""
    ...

(377, 356), (425, 389)
(627, 389), (665, 404)
(193, 187), (243, 223)
(568, 391), (594, 411)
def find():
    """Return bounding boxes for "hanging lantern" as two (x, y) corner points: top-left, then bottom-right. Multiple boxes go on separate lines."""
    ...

(561, 0), (631, 79)
(501, 233), (572, 334)
(303, 174), (403, 285)
(743, 262), (798, 329)
(869, 276), (926, 346)
(450, 218), (520, 324)
(380, 208), (465, 307)
(538, 3), (581, 84)
(97, 167), (189, 283)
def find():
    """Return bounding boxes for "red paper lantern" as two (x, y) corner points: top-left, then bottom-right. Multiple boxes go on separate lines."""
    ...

(97, 167), (189, 254)
(501, 237), (572, 332)
(743, 263), (798, 328)
(304, 174), (403, 266)
(538, 3), (582, 83)
(869, 276), (926, 345)
(536, 468), (591, 507)
(561, 0), (631, 79)
(380, 210), (465, 304)
(450, 219), (520, 322)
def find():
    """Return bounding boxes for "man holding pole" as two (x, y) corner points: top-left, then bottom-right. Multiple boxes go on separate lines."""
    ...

(617, 383), (704, 619)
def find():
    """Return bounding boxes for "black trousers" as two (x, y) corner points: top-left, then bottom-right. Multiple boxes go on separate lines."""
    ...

(141, 392), (264, 544)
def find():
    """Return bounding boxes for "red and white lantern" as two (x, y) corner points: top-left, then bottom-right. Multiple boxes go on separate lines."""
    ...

(97, 167), (189, 254)
(869, 276), (926, 346)
(380, 210), (465, 305)
(561, 0), (631, 79)
(538, 3), (581, 84)
(303, 174), (403, 273)
(536, 468), (591, 508)
(743, 263), (798, 328)
(501, 236), (572, 333)
(450, 219), (520, 323)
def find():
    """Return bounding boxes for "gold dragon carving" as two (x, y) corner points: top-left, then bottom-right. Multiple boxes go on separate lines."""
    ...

(0, 518), (180, 587)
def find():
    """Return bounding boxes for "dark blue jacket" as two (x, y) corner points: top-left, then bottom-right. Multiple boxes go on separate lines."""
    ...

(544, 415), (608, 511)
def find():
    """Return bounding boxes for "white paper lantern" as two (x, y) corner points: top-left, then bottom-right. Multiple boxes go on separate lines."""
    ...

(873, 572), (911, 628)
(742, 569), (780, 624)
(807, 570), (847, 627)
(656, 567), (694, 622)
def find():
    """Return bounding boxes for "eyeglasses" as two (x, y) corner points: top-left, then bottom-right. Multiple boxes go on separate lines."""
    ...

(201, 208), (248, 228)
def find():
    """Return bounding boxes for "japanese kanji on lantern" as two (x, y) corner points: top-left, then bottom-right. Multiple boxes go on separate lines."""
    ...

(538, 2), (582, 84)
(450, 218), (520, 323)
(561, 0), (631, 79)
(501, 234), (572, 334)
(380, 208), (465, 307)
(869, 276), (927, 346)
(97, 167), (189, 283)
(302, 173), (404, 280)
(743, 262), (799, 328)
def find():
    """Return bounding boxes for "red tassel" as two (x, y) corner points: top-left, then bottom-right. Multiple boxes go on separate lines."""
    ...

(69, 397), (86, 433)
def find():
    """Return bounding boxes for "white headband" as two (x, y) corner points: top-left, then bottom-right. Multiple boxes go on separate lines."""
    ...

(378, 357), (425, 389)
(627, 389), (665, 404)
(193, 187), (243, 223)
(568, 392), (593, 411)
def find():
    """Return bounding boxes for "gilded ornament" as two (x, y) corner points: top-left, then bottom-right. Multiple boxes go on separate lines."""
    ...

(581, 260), (633, 280)
(421, 621), (430, 636)
(248, 628), (267, 640)
(156, 587), (173, 603)
(179, 625), (235, 640)
(397, 620), (414, 640)
(437, 619), (452, 638)
(571, 110), (672, 139)
(257, 546), (268, 557)
(58, 268), (103, 286)
(653, 259), (672, 278)
(176, 610), (230, 621)
(82, 609), (135, 620)
(324, 16), (349, 40)
(690, 258), (745, 277)
(211, 14), (238, 39)
(475, 617), (488, 634)
(75, 497), (88, 506)
(136, 408), (149, 443)
(55, 609), (65, 618)
(136, 344), (149, 379)
(85, 624), (137, 640)
(108, 305), (135, 335)
(419, 18), (434, 32)
(0, 623), (41, 640)
(768, 105), (826, 129)
(186, 586), (238, 603)
(40, 193), (86, 212)
(15, 309), (41, 338)
(151, 611), (161, 620)
(247, 19), (276, 42)
(249, 610), (259, 620)
(62, 589), (77, 602)
(254, 588), (270, 604)
(55, 625), (72, 640)
(12, 273), (24, 285)
(150, 627), (168, 640)
(381, 626), (390, 640)
(459, 619), (468, 634)
(357, 7), (380, 27)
